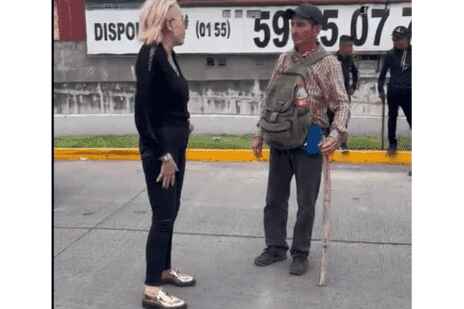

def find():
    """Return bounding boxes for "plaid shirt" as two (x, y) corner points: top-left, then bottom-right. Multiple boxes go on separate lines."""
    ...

(257, 45), (351, 143)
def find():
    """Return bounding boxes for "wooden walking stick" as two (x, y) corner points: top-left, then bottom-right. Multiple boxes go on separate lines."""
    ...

(318, 153), (331, 286)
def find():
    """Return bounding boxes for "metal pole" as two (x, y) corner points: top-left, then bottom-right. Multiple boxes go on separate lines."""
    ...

(380, 1), (390, 150)
(381, 95), (386, 150)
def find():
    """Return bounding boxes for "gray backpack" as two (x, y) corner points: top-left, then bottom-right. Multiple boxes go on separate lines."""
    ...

(259, 49), (329, 149)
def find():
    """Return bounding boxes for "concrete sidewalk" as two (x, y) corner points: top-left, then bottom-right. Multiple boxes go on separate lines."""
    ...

(54, 161), (411, 309)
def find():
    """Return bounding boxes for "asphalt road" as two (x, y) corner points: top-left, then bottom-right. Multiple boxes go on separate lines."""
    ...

(54, 161), (411, 309)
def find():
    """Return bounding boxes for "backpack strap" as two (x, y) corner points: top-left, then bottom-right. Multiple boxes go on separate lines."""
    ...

(283, 47), (330, 84)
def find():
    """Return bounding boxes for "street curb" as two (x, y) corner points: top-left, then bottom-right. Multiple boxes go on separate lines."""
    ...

(54, 148), (411, 165)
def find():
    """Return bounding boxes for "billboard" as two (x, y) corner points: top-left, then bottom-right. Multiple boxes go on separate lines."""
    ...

(85, 3), (411, 54)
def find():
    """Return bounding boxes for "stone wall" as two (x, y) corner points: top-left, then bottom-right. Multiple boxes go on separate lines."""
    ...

(53, 41), (410, 136)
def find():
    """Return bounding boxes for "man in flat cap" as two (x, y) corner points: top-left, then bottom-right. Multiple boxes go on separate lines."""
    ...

(378, 26), (412, 155)
(251, 4), (350, 276)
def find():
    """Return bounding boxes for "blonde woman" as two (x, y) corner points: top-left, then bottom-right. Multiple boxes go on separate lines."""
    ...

(135, 1), (195, 308)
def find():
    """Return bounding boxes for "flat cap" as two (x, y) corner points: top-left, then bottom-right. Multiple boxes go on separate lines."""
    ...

(285, 4), (323, 25)
(392, 26), (411, 40)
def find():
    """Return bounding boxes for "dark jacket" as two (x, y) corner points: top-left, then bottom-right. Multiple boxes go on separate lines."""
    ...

(336, 52), (358, 93)
(377, 46), (412, 94)
(134, 43), (190, 157)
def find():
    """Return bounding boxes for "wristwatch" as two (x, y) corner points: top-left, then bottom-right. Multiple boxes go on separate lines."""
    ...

(160, 153), (173, 162)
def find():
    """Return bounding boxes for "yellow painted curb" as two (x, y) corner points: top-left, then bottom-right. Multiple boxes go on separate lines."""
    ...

(54, 148), (411, 165)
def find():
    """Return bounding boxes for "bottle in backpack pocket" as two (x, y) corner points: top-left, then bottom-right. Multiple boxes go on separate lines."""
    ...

(294, 78), (310, 108)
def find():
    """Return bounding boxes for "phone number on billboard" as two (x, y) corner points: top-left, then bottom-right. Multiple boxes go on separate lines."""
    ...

(249, 7), (411, 49)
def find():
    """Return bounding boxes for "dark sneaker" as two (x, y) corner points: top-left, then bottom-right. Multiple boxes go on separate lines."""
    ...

(142, 289), (187, 309)
(254, 248), (287, 266)
(289, 256), (309, 276)
(387, 144), (397, 156)
(161, 269), (196, 287)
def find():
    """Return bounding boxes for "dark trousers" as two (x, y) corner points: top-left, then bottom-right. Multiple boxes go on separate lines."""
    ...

(141, 126), (189, 286)
(387, 88), (412, 146)
(264, 147), (322, 257)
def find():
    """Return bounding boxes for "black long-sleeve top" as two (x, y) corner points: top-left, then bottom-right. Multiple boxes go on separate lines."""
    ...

(377, 46), (412, 94)
(134, 43), (190, 157)
(336, 52), (358, 93)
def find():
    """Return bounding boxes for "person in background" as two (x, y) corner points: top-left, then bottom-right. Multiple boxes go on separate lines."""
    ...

(134, 1), (195, 308)
(378, 26), (412, 155)
(328, 35), (358, 152)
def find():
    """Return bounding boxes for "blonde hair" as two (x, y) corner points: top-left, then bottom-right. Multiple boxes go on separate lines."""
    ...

(138, 0), (178, 45)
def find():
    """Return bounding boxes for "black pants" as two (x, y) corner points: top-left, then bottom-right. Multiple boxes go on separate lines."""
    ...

(387, 88), (412, 146)
(264, 147), (322, 258)
(141, 126), (189, 286)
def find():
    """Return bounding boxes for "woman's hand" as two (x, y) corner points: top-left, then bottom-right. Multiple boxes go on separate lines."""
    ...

(156, 155), (179, 189)
(251, 136), (264, 158)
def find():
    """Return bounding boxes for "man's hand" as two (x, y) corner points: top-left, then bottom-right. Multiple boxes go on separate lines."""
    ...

(156, 158), (178, 189)
(319, 136), (338, 155)
(348, 86), (356, 96)
(379, 92), (386, 102)
(188, 121), (194, 134)
(251, 136), (264, 158)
